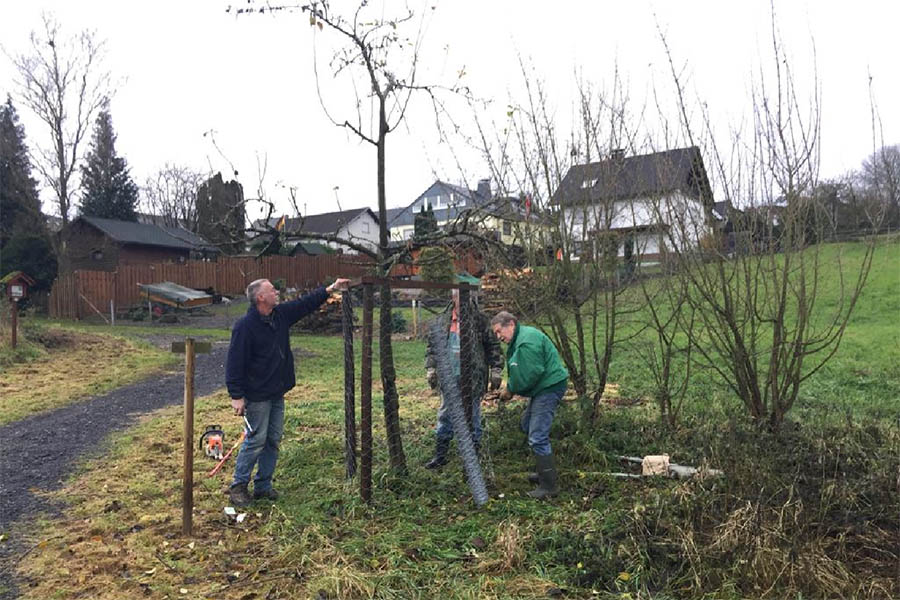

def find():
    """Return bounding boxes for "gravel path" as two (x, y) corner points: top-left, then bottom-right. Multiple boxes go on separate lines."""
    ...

(0, 331), (232, 599)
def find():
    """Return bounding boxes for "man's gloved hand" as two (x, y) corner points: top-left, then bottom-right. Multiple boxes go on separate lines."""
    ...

(499, 386), (513, 402)
(426, 368), (437, 389)
(490, 368), (503, 391)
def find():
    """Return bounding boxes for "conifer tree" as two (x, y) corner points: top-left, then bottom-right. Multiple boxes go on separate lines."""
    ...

(0, 95), (44, 249)
(79, 109), (138, 221)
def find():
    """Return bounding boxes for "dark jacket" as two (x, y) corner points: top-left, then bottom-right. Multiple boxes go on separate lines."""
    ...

(425, 299), (503, 401)
(226, 286), (329, 402)
(505, 323), (568, 398)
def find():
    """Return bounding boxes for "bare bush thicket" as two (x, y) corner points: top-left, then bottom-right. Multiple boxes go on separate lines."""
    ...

(656, 25), (880, 429)
(474, 65), (647, 421)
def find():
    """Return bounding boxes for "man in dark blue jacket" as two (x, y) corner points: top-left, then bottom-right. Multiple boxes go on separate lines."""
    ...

(226, 277), (349, 506)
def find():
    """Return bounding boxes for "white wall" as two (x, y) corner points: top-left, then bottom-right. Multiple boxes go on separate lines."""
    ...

(560, 192), (710, 259)
(335, 212), (379, 252)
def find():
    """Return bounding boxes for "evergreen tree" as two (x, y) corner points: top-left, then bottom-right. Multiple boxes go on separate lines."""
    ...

(0, 95), (44, 250)
(79, 109), (138, 221)
(413, 203), (438, 240)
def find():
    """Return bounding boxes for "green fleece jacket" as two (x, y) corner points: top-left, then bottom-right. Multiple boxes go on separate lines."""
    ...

(505, 324), (568, 398)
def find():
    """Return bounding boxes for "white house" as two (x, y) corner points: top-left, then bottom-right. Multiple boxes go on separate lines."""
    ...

(258, 207), (379, 254)
(387, 179), (538, 245)
(551, 147), (714, 262)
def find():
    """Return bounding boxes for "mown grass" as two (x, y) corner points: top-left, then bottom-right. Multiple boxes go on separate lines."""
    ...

(0, 320), (177, 426)
(10, 238), (900, 599)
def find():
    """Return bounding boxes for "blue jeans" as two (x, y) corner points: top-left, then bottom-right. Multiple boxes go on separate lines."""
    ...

(435, 386), (483, 444)
(519, 385), (566, 456)
(231, 396), (284, 492)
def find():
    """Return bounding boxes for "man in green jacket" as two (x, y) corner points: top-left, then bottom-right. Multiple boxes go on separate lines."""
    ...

(491, 311), (568, 499)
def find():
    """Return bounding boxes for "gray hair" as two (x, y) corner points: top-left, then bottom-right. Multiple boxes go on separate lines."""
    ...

(246, 279), (269, 305)
(490, 311), (517, 328)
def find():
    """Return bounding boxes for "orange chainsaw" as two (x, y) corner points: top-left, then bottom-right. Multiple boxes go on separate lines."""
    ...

(199, 425), (225, 460)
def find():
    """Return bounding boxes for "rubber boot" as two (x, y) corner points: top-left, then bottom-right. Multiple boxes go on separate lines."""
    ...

(528, 471), (539, 484)
(425, 438), (450, 469)
(527, 454), (559, 499)
(229, 483), (252, 507)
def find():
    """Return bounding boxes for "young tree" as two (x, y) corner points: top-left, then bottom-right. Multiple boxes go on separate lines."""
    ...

(9, 13), (112, 225)
(234, 0), (466, 471)
(79, 109), (138, 221)
(0, 95), (44, 249)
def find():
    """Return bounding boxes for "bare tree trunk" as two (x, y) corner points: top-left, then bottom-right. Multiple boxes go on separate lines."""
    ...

(377, 104), (406, 473)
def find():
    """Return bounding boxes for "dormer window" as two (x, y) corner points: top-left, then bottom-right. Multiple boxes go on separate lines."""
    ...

(582, 178), (598, 189)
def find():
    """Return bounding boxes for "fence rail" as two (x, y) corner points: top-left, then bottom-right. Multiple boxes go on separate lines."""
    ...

(49, 254), (374, 320)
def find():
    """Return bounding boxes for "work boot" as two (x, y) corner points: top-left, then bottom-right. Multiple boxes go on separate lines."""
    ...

(253, 487), (280, 501)
(527, 454), (559, 499)
(229, 483), (252, 507)
(425, 438), (451, 469)
(527, 471), (539, 484)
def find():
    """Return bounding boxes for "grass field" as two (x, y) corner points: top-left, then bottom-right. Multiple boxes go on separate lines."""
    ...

(7, 238), (900, 599)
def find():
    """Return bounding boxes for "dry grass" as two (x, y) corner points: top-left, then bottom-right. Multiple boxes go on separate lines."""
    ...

(0, 327), (173, 425)
(14, 390), (313, 600)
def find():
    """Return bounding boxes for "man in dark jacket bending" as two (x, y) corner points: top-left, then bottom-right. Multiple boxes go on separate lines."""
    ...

(226, 277), (349, 506)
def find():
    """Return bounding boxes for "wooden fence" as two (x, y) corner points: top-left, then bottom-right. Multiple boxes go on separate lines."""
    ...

(49, 254), (374, 320)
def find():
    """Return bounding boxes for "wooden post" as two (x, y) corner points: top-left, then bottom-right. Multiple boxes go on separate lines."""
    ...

(110, 299), (115, 326)
(360, 282), (373, 503)
(168, 339), (209, 533)
(10, 300), (18, 349)
(342, 290), (357, 479)
(459, 286), (474, 429)
(182, 338), (195, 535)
(412, 299), (418, 337)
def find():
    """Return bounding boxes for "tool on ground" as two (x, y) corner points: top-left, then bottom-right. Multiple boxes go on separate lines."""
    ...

(199, 425), (225, 460)
(208, 430), (246, 477)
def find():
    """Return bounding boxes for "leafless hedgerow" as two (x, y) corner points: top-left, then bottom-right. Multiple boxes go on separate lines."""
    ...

(140, 163), (207, 231)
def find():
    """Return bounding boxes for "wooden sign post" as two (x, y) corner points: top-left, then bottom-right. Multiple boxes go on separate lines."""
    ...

(171, 338), (212, 535)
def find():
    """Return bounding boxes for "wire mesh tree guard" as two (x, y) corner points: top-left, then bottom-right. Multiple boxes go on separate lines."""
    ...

(342, 276), (489, 506)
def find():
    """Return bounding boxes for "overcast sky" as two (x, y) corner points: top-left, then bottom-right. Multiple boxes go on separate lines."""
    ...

(1, 0), (897, 221)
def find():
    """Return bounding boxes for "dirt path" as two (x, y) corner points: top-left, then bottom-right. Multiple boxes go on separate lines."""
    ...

(0, 337), (230, 599)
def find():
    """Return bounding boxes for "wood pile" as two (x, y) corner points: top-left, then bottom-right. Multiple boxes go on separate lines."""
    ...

(479, 268), (534, 314)
(293, 293), (352, 334)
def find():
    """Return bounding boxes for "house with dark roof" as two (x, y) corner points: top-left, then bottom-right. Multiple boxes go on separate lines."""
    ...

(551, 147), (714, 261)
(59, 216), (219, 272)
(255, 207), (379, 254)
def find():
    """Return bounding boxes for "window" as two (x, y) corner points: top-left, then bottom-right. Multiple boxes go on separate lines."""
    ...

(582, 177), (597, 189)
(404, 229), (414, 240)
(361, 221), (370, 234)
(91, 249), (103, 261)
(502, 221), (512, 235)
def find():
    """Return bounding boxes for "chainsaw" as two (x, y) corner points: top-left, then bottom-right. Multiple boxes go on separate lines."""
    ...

(199, 425), (225, 460)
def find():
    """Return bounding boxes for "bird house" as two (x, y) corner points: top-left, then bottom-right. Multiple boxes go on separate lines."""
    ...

(1, 271), (36, 302)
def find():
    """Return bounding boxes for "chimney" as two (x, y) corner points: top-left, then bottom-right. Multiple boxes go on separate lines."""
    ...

(476, 178), (491, 201)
